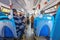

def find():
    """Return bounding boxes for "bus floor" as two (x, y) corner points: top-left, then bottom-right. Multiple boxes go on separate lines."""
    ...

(0, 34), (50, 40)
(22, 34), (50, 40)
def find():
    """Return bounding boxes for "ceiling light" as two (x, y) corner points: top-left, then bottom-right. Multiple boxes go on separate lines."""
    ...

(54, 5), (58, 9)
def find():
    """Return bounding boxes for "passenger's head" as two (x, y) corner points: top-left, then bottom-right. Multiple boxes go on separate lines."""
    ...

(19, 12), (23, 16)
(12, 9), (17, 15)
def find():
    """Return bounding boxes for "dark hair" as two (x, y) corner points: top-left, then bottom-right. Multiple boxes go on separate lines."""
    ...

(12, 9), (17, 13)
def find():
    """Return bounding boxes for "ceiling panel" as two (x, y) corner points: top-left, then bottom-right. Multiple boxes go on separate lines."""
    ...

(0, 0), (10, 5)
(17, 0), (26, 7)
(13, 3), (21, 10)
(0, 0), (40, 13)
(33, 0), (38, 6)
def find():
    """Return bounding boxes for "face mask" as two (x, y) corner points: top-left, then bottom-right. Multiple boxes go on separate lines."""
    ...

(20, 14), (22, 16)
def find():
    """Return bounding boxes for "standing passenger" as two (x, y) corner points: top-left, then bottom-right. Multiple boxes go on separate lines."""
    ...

(31, 15), (34, 28)
(12, 9), (21, 39)
(19, 12), (26, 38)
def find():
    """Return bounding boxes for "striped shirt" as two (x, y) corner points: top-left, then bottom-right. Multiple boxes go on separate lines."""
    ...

(13, 14), (25, 37)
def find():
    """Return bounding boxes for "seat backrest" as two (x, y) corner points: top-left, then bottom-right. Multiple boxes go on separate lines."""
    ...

(34, 14), (54, 37)
(52, 6), (60, 40)
(4, 26), (14, 38)
(40, 24), (50, 36)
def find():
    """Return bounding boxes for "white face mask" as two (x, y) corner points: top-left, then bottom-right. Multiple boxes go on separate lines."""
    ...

(8, 10), (13, 19)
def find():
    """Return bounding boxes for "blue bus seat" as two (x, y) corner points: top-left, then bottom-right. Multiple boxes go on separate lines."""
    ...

(52, 6), (60, 40)
(40, 24), (50, 36)
(4, 26), (14, 38)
